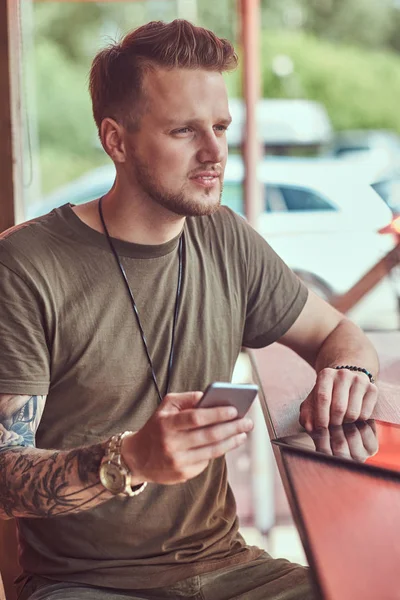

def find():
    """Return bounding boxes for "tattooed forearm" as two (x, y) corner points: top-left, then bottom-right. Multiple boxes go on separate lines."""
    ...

(0, 442), (111, 519)
(0, 393), (112, 519)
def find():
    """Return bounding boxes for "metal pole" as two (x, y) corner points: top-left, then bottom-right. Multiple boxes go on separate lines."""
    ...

(0, 0), (24, 232)
(240, 0), (262, 229)
(20, 0), (42, 219)
(239, 0), (273, 535)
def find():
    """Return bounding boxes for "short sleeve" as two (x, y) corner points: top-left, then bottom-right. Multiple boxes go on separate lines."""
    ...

(232, 213), (309, 348)
(0, 261), (50, 395)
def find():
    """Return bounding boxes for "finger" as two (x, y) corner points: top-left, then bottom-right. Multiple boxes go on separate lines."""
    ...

(172, 406), (239, 431)
(330, 426), (352, 458)
(313, 428), (333, 455)
(359, 384), (379, 421)
(344, 377), (366, 423)
(177, 417), (254, 450)
(158, 391), (203, 414)
(342, 423), (367, 461)
(314, 372), (334, 429)
(330, 370), (352, 426)
(299, 396), (314, 432)
(356, 421), (379, 457)
(186, 432), (249, 464)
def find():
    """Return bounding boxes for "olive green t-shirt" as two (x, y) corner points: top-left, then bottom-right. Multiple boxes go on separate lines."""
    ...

(0, 204), (307, 589)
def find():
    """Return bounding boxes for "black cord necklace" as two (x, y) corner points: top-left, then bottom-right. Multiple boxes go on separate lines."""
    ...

(98, 196), (184, 404)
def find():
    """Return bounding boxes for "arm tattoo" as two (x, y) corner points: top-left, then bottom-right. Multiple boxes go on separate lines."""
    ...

(0, 394), (110, 519)
(0, 394), (45, 451)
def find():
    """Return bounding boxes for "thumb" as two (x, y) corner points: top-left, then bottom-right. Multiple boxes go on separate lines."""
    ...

(158, 391), (203, 414)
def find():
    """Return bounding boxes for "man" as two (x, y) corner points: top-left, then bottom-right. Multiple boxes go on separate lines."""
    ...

(0, 19), (378, 600)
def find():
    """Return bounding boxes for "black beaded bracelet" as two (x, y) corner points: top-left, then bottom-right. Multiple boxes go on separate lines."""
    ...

(335, 365), (375, 384)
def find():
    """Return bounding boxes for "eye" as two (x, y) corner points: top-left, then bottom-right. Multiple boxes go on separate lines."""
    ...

(171, 127), (192, 135)
(214, 125), (229, 133)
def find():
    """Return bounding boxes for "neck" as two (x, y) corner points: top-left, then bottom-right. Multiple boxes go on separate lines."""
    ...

(72, 187), (185, 246)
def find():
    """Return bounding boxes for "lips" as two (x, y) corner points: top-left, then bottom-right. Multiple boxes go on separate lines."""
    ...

(190, 171), (221, 180)
(191, 176), (219, 182)
(189, 173), (221, 188)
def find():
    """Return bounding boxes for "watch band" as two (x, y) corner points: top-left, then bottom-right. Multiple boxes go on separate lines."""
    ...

(101, 431), (148, 497)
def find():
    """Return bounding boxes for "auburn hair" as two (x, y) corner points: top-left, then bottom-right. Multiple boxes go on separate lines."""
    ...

(89, 20), (238, 132)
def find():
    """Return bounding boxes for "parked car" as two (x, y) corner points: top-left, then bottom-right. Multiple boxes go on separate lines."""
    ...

(227, 98), (333, 154)
(326, 129), (400, 165)
(223, 156), (398, 329)
(27, 156), (398, 330)
(333, 155), (400, 217)
(371, 174), (400, 216)
(325, 129), (400, 215)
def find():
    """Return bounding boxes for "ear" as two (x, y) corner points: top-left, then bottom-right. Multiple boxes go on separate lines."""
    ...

(100, 118), (127, 163)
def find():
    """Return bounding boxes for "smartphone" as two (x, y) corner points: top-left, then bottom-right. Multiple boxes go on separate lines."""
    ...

(197, 382), (259, 418)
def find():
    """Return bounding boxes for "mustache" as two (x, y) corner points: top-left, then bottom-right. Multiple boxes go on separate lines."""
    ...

(188, 167), (223, 177)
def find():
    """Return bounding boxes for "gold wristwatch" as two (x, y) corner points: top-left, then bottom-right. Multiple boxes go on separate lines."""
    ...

(99, 431), (147, 497)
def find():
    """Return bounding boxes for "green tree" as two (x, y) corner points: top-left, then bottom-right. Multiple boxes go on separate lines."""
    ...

(261, 0), (400, 53)
(31, 1), (400, 195)
(260, 30), (400, 132)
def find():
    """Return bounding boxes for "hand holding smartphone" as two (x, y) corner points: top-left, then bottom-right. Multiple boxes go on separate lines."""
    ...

(197, 382), (259, 418)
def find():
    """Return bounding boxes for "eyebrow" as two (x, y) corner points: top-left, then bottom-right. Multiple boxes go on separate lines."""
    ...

(219, 116), (233, 126)
(166, 115), (233, 127)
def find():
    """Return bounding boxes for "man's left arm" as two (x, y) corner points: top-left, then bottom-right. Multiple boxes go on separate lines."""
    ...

(279, 289), (379, 431)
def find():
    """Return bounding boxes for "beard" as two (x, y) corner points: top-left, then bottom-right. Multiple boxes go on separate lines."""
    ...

(126, 150), (223, 218)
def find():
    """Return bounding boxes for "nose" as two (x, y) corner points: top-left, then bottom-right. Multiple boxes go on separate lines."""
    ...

(196, 131), (225, 165)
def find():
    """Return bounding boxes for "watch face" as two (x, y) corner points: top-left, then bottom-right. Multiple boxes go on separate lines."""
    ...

(100, 462), (125, 494)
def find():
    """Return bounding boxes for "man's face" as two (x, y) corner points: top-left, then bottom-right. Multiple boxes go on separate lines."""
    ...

(122, 68), (231, 217)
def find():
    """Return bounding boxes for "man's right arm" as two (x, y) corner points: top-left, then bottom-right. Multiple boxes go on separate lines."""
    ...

(0, 391), (253, 520)
(0, 393), (112, 519)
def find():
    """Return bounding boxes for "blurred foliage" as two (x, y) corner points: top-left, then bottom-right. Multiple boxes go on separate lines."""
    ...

(30, 0), (400, 195)
(261, 0), (400, 52)
(38, 147), (108, 196)
(301, 0), (395, 48)
(35, 39), (93, 152)
(32, 0), (240, 193)
(260, 31), (400, 132)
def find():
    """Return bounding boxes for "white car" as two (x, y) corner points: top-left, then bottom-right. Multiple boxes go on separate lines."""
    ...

(324, 129), (400, 215)
(27, 157), (398, 330)
(224, 156), (398, 329)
